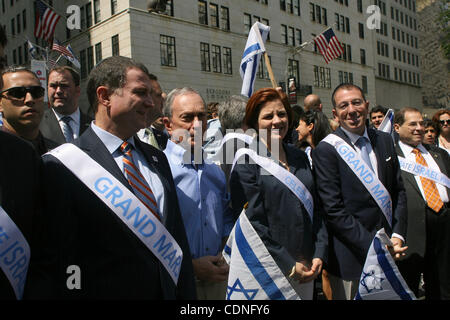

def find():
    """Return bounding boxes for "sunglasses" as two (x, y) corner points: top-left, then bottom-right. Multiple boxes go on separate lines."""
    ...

(0, 86), (45, 101)
(439, 119), (450, 126)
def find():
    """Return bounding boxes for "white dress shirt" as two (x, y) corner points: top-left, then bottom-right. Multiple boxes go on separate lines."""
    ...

(91, 122), (165, 215)
(398, 141), (449, 203)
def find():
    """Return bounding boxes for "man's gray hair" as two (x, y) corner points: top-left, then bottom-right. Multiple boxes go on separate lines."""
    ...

(217, 95), (248, 131)
(163, 87), (206, 118)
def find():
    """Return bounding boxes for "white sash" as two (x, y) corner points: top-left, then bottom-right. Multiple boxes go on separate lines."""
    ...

(322, 134), (393, 227)
(47, 144), (183, 284)
(231, 148), (314, 222)
(398, 156), (450, 188)
(0, 205), (30, 299)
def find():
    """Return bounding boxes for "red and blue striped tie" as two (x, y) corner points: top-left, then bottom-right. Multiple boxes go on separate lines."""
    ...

(120, 141), (161, 220)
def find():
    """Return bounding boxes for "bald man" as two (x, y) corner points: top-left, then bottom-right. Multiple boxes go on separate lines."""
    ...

(304, 94), (323, 112)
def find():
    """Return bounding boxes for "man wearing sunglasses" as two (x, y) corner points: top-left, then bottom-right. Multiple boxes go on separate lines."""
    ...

(40, 66), (92, 145)
(0, 66), (57, 155)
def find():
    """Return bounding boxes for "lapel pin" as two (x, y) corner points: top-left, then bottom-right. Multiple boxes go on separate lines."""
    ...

(152, 156), (158, 162)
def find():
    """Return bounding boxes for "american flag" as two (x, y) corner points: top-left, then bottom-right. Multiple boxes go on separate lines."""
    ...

(314, 28), (344, 64)
(52, 39), (74, 58)
(34, 0), (61, 41)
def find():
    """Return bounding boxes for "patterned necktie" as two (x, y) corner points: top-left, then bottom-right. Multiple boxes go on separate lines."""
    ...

(145, 128), (160, 150)
(61, 116), (74, 143)
(412, 148), (444, 213)
(356, 136), (374, 172)
(120, 142), (161, 220)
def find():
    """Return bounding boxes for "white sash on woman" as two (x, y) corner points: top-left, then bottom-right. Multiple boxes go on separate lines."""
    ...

(47, 144), (183, 284)
(322, 134), (393, 227)
(231, 148), (314, 222)
(0, 205), (30, 299)
(398, 157), (450, 188)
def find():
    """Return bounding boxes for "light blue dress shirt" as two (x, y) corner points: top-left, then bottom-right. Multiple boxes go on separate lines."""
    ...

(91, 122), (165, 215)
(164, 139), (234, 258)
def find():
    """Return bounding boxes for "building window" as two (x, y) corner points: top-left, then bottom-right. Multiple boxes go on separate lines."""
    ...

(112, 34), (119, 56)
(86, 2), (92, 28)
(223, 47), (232, 74)
(314, 65), (331, 88)
(94, 0), (101, 24)
(95, 42), (102, 64)
(244, 13), (251, 35)
(209, 3), (219, 27)
(289, 26), (295, 46)
(111, 0), (118, 15)
(357, 0), (363, 13)
(160, 35), (176, 67)
(200, 42), (210, 72)
(198, 1), (208, 25)
(212, 44), (221, 73)
(295, 29), (302, 46)
(362, 76), (368, 93)
(360, 49), (366, 65)
(87, 46), (94, 74)
(165, 0), (174, 16)
(281, 24), (288, 44)
(258, 55), (271, 79)
(358, 23), (364, 39)
(16, 14), (20, 34)
(80, 49), (87, 79)
(288, 59), (299, 84)
(22, 9), (26, 30)
(221, 6), (230, 31)
(18, 45), (22, 64)
(11, 18), (14, 36)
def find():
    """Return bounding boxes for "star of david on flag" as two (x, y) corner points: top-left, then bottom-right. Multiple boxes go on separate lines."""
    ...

(355, 228), (416, 300)
(223, 209), (300, 300)
(240, 22), (270, 98)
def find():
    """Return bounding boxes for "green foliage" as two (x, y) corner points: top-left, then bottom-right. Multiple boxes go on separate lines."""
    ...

(437, 0), (450, 60)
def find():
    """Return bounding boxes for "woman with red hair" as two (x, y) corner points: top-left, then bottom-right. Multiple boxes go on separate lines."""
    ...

(432, 109), (450, 155)
(230, 88), (327, 299)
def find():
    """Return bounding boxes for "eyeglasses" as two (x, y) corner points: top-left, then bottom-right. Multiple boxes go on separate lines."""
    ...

(0, 86), (45, 101)
(439, 119), (450, 126)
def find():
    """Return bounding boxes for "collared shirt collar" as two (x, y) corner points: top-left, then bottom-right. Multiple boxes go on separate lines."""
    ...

(53, 107), (80, 127)
(165, 139), (206, 167)
(398, 140), (427, 156)
(90, 121), (136, 155)
(340, 126), (370, 145)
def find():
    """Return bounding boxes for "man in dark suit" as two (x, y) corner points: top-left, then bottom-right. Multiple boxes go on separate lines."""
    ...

(311, 83), (408, 300)
(137, 74), (169, 150)
(25, 56), (196, 299)
(0, 131), (42, 299)
(40, 66), (91, 145)
(0, 66), (57, 155)
(394, 107), (450, 300)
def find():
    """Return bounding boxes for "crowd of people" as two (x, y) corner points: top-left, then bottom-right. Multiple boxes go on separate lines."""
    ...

(0, 25), (449, 300)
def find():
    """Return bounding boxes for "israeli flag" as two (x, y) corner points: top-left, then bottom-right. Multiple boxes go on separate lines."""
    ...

(223, 209), (300, 300)
(27, 40), (39, 60)
(65, 45), (81, 69)
(355, 229), (416, 300)
(240, 22), (270, 98)
(378, 109), (395, 139)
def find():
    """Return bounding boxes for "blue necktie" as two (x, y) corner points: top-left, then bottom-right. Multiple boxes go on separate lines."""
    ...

(120, 142), (161, 220)
(356, 136), (374, 172)
(61, 116), (74, 143)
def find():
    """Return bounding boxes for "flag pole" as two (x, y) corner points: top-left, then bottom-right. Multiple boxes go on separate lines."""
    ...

(263, 52), (278, 89)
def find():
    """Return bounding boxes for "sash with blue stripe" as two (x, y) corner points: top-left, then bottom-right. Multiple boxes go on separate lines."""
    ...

(0, 205), (30, 299)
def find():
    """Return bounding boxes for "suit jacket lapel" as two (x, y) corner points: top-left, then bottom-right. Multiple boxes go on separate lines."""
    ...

(395, 144), (421, 195)
(44, 109), (66, 144)
(77, 127), (131, 190)
(79, 111), (92, 136)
